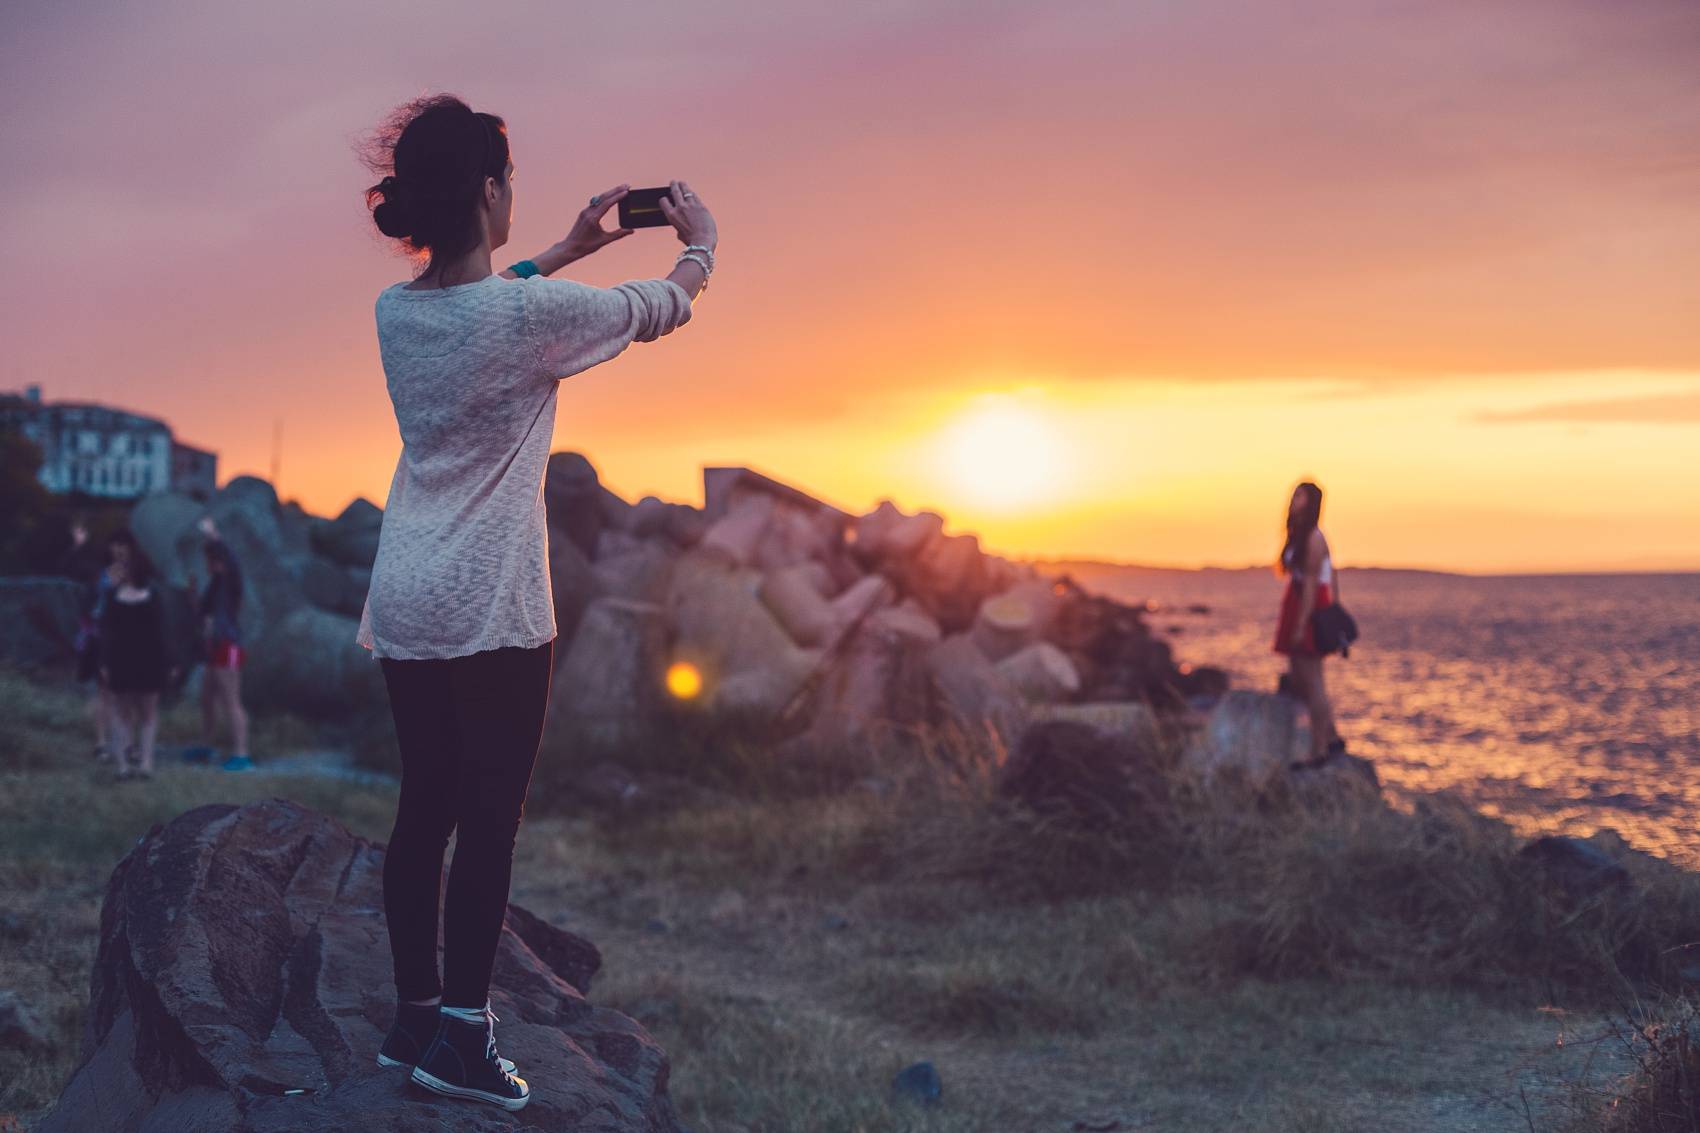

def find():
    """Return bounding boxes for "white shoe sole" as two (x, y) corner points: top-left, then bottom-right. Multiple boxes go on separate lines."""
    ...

(410, 1066), (531, 1111)
(380, 1051), (516, 1073)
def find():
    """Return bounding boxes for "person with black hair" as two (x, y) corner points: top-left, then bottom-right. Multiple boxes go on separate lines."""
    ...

(194, 516), (253, 770)
(356, 93), (716, 1112)
(59, 517), (115, 762)
(1274, 480), (1349, 767)
(98, 539), (177, 780)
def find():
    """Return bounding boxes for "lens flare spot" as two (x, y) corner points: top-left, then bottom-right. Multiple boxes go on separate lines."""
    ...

(666, 661), (703, 700)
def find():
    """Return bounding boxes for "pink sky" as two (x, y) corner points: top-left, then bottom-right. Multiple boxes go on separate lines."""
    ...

(3, 1), (1698, 570)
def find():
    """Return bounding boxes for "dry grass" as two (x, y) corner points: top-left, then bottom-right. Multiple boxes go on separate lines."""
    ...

(3, 664), (1693, 1130)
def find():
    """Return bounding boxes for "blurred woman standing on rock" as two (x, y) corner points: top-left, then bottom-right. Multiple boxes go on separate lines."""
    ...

(356, 93), (715, 1112)
(1274, 481), (1349, 767)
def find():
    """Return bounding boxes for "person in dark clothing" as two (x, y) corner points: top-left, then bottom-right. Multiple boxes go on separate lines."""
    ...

(59, 518), (115, 761)
(194, 517), (252, 770)
(98, 545), (178, 780)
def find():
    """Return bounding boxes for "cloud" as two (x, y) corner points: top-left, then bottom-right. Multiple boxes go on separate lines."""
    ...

(1476, 391), (1700, 424)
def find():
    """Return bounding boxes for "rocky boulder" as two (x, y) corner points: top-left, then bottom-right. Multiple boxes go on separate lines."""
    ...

(544, 451), (605, 559)
(0, 577), (82, 666)
(246, 608), (385, 718)
(546, 597), (668, 749)
(313, 499), (383, 570)
(1182, 690), (1308, 791)
(38, 799), (683, 1133)
(926, 633), (1026, 742)
(130, 490), (208, 588)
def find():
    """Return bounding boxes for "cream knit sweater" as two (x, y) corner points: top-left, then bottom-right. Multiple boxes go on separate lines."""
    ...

(356, 272), (692, 660)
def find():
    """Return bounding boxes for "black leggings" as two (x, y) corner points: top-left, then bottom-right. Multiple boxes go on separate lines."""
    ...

(378, 640), (553, 1007)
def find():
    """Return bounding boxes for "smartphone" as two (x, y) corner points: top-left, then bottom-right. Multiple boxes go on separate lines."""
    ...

(617, 187), (674, 230)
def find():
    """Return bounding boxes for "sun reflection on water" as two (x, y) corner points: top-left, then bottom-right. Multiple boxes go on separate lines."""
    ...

(1086, 570), (1700, 864)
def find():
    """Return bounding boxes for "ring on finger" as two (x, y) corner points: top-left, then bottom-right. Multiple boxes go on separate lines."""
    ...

(589, 194), (601, 206)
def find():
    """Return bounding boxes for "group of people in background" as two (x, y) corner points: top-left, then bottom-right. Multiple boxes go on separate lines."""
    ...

(62, 515), (253, 780)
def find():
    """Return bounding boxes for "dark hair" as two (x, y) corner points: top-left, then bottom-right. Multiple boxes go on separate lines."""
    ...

(1278, 481), (1323, 577)
(202, 540), (243, 613)
(105, 529), (140, 561)
(107, 531), (155, 589)
(361, 94), (509, 276)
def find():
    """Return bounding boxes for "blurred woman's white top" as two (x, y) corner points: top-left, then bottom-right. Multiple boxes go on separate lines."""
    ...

(1285, 536), (1334, 585)
(356, 273), (691, 660)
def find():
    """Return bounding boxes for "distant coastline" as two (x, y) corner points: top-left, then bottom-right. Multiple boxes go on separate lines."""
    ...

(1028, 559), (1700, 580)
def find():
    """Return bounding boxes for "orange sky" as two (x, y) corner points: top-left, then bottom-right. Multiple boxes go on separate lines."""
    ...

(2, 1), (1697, 572)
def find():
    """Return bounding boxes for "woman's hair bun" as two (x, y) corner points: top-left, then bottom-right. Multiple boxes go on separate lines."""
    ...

(371, 175), (413, 239)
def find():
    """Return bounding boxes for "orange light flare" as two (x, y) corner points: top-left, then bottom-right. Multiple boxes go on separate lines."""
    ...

(665, 661), (703, 701)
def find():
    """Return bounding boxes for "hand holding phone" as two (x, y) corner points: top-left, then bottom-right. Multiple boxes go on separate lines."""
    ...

(562, 184), (635, 261)
(655, 181), (717, 251)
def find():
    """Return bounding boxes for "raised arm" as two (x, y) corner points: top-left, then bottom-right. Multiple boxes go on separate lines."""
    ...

(520, 181), (719, 380)
(500, 179), (718, 304)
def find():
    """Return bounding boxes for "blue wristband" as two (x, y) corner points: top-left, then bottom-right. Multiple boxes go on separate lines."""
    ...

(509, 259), (541, 279)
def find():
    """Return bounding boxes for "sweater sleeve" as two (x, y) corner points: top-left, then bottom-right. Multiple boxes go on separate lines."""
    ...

(521, 277), (692, 381)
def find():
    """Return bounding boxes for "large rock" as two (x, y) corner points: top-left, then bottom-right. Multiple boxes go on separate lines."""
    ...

(546, 598), (667, 748)
(246, 607), (385, 718)
(698, 492), (775, 567)
(313, 499), (383, 570)
(130, 491), (207, 588)
(666, 551), (823, 722)
(1048, 583), (1184, 705)
(294, 558), (368, 618)
(629, 498), (707, 549)
(1026, 700), (1160, 748)
(971, 580), (1061, 661)
(749, 503), (840, 575)
(544, 451), (604, 559)
(895, 531), (993, 634)
(0, 577), (82, 666)
(995, 642), (1081, 703)
(782, 604), (938, 753)
(38, 799), (683, 1133)
(549, 525), (603, 644)
(760, 564), (837, 647)
(1517, 835), (1634, 903)
(850, 501), (942, 564)
(590, 537), (677, 605)
(213, 477), (313, 561)
(1181, 690), (1308, 791)
(926, 633), (1026, 742)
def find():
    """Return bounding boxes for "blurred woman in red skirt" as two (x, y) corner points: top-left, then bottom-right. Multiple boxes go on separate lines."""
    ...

(1274, 481), (1347, 767)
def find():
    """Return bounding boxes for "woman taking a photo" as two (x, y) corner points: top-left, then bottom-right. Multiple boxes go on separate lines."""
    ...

(357, 94), (715, 1112)
(1274, 480), (1349, 768)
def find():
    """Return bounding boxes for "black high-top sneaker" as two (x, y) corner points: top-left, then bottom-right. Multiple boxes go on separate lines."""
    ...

(378, 1002), (515, 1073)
(410, 1005), (529, 1110)
(377, 1001), (441, 1068)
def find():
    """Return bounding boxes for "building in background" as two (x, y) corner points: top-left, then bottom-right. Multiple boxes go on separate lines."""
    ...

(0, 384), (218, 500)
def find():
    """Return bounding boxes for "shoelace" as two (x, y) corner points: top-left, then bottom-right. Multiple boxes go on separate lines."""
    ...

(474, 1007), (519, 1085)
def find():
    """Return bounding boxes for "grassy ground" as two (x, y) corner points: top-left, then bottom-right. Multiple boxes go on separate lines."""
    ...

(1, 666), (1687, 1131)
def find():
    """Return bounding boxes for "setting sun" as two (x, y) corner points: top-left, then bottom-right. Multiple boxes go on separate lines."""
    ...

(932, 395), (1069, 513)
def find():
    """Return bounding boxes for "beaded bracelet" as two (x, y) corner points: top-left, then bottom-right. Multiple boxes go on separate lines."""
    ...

(681, 244), (716, 272)
(675, 252), (712, 292)
(508, 259), (541, 279)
